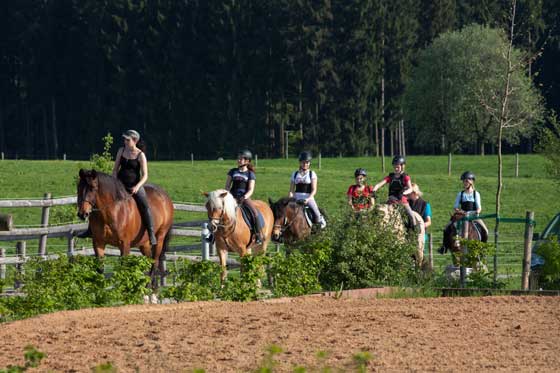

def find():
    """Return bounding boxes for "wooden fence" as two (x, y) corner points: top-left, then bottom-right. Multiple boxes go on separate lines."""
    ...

(0, 195), (239, 288)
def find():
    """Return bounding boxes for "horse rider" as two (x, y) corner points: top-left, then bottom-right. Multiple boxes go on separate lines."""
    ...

(78, 129), (157, 245)
(289, 151), (326, 228)
(347, 168), (375, 212)
(372, 155), (418, 227)
(408, 183), (432, 245)
(452, 171), (489, 239)
(225, 149), (264, 244)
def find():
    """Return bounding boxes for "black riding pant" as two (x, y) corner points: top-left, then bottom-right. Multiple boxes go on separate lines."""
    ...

(132, 186), (156, 243)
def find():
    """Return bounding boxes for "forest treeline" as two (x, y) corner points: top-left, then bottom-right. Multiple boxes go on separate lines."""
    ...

(1, 0), (558, 160)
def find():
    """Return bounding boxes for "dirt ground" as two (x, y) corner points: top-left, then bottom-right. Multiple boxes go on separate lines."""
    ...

(0, 294), (559, 372)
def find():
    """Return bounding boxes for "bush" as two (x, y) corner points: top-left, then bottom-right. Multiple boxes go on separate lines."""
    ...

(302, 210), (418, 290)
(267, 250), (323, 297)
(0, 255), (153, 322)
(535, 236), (560, 289)
(161, 260), (222, 301)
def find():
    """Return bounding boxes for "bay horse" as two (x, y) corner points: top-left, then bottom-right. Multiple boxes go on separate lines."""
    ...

(371, 197), (425, 267)
(77, 169), (174, 294)
(268, 197), (313, 245)
(441, 210), (488, 266)
(204, 189), (274, 283)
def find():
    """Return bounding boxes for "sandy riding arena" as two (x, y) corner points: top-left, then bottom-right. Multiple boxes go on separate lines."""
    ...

(1, 295), (559, 372)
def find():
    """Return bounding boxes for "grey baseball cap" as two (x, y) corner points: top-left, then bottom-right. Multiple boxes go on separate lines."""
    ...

(122, 129), (140, 140)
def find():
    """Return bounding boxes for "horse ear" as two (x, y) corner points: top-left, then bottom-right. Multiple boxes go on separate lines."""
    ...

(268, 197), (274, 206)
(202, 192), (209, 197)
(91, 169), (97, 178)
(79, 169), (86, 179)
(220, 191), (228, 198)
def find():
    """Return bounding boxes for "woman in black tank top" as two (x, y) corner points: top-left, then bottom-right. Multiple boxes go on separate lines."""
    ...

(111, 129), (157, 246)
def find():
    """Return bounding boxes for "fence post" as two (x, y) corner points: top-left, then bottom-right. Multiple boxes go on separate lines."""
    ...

(448, 153), (452, 177)
(515, 153), (519, 178)
(67, 233), (75, 257)
(255, 154), (258, 168)
(15, 241), (26, 289)
(459, 220), (469, 288)
(38, 192), (52, 256)
(191, 153), (194, 166)
(63, 153), (66, 161)
(201, 222), (210, 260)
(0, 248), (5, 280)
(521, 211), (535, 290)
(428, 233), (433, 271)
(1, 152), (3, 160)
(318, 152), (322, 170)
(160, 259), (167, 287)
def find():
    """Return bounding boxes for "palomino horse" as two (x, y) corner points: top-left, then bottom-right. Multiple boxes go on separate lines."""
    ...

(77, 169), (174, 293)
(268, 197), (313, 245)
(371, 197), (425, 267)
(441, 210), (488, 265)
(204, 189), (274, 282)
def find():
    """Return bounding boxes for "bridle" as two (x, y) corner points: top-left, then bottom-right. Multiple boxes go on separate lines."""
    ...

(273, 202), (303, 235)
(208, 201), (236, 235)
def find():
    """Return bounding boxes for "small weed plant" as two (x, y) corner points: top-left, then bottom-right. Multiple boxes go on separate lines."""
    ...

(535, 236), (560, 289)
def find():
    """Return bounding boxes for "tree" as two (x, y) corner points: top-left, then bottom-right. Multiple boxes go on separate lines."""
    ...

(403, 24), (544, 154)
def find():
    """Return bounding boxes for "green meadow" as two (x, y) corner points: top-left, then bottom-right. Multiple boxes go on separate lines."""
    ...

(0, 154), (557, 283)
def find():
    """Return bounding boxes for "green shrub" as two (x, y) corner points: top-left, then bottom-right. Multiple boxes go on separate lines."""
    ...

(161, 259), (222, 301)
(108, 256), (153, 304)
(220, 255), (267, 301)
(535, 236), (560, 289)
(314, 211), (417, 290)
(452, 239), (495, 269)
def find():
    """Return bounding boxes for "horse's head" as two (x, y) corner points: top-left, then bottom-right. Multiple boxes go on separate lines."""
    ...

(204, 190), (236, 232)
(77, 169), (99, 220)
(269, 197), (304, 242)
(450, 210), (467, 223)
(441, 220), (461, 253)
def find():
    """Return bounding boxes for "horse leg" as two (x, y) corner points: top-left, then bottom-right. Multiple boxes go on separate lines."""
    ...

(218, 248), (228, 285)
(92, 240), (106, 274)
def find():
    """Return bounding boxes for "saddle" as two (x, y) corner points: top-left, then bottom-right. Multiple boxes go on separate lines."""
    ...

(239, 202), (265, 239)
(295, 200), (315, 227)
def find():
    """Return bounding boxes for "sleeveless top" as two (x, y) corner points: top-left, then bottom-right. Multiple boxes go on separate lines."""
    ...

(410, 197), (427, 218)
(292, 170), (315, 194)
(228, 168), (256, 198)
(347, 184), (374, 210)
(117, 152), (142, 189)
(385, 172), (409, 199)
(457, 190), (480, 212)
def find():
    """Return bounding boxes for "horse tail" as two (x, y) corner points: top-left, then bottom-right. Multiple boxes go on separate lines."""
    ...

(162, 226), (172, 259)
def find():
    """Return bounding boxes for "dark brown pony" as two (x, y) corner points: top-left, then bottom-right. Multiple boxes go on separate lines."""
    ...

(77, 169), (174, 293)
(441, 210), (488, 264)
(268, 197), (312, 244)
(204, 189), (274, 282)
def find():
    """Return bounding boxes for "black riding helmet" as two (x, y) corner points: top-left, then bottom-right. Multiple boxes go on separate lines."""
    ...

(238, 149), (253, 160)
(392, 155), (406, 165)
(354, 168), (367, 177)
(298, 151), (312, 162)
(460, 171), (476, 181)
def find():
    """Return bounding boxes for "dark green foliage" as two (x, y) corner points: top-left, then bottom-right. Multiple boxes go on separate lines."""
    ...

(267, 250), (323, 297)
(0, 255), (153, 322)
(535, 237), (560, 289)
(0, 346), (46, 373)
(309, 211), (418, 290)
(452, 239), (495, 268)
(220, 255), (268, 302)
(161, 259), (222, 302)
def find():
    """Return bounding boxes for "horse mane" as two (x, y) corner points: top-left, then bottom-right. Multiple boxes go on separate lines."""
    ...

(207, 189), (237, 221)
(270, 197), (296, 216)
(95, 172), (129, 201)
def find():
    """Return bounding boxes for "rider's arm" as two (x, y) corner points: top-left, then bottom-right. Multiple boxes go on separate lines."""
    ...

(402, 176), (413, 196)
(309, 174), (317, 199)
(453, 192), (461, 211)
(244, 179), (255, 199)
(346, 186), (354, 208)
(112, 147), (123, 178)
(225, 175), (232, 191)
(475, 191), (482, 214)
(131, 152), (148, 194)
(288, 174), (295, 197)
(424, 202), (432, 228)
(372, 179), (387, 192)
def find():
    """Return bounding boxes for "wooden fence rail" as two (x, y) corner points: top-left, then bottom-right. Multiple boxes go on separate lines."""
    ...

(0, 195), (231, 288)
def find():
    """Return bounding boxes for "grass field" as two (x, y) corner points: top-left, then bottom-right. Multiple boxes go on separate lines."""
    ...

(0, 154), (557, 286)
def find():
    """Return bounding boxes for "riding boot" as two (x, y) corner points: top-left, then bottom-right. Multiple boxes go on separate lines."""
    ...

(134, 188), (157, 246)
(77, 226), (92, 238)
(245, 200), (264, 244)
